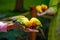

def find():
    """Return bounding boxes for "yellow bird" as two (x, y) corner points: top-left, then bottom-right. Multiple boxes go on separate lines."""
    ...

(14, 16), (42, 29)
(30, 17), (42, 29)
(14, 15), (30, 27)
(36, 4), (48, 12)
(41, 4), (48, 11)
(36, 5), (43, 13)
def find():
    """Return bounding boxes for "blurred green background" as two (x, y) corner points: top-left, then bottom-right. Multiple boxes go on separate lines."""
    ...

(0, 0), (49, 17)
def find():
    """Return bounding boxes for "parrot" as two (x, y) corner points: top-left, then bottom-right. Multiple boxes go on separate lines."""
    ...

(14, 15), (30, 28)
(36, 5), (43, 13)
(14, 16), (42, 29)
(36, 4), (48, 13)
(41, 4), (48, 11)
(29, 17), (42, 29)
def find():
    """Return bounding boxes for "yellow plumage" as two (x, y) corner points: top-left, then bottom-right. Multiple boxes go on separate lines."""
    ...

(36, 5), (42, 13)
(21, 17), (30, 27)
(14, 15), (30, 27)
(36, 4), (48, 12)
(41, 4), (48, 10)
(14, 16), (42, 29)
(30, 18), (42, 27)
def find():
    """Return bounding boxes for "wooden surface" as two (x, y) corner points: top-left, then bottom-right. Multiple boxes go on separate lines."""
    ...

(29, 6), (37, 40)
(30, 6), (37, 18)
(29, 32), (36, 40)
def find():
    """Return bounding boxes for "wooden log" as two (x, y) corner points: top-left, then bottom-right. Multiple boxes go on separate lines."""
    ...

(29, 6), (37, 18)
(29, 32), (36, 40)
(29, 6), (37, 40)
